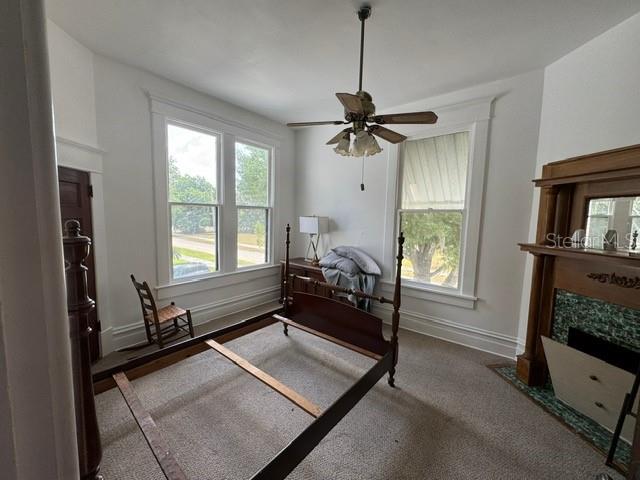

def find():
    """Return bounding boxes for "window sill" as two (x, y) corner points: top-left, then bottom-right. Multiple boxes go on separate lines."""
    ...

(379, 280), (477, 309)
(156, 264), (280, 300)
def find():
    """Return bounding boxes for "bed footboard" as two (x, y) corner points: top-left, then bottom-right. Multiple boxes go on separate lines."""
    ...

(288, 292), (390, 356)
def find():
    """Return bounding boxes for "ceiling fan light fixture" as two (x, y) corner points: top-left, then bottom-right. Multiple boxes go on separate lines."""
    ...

(365, 133), (382, 156)
(351, 130), (382, 157)
(333, 132), (352, 156)
(286, 4), (437, 173)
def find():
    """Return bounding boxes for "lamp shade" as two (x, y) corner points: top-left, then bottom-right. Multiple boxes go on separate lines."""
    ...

(333, 131), (351, 156)
(299, 216), (329, 235)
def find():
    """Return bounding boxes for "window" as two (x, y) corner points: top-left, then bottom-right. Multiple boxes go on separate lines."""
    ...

(151, 94), (279, 289)
(586, 198), (613, 249)
(631, 198), (640, 242)
(235, 142), (271, 268)
(381, 96), (491, 308)
(398, 132), (469, 289)
(167, 123), (220, 280)
(585, 197), (640, 249)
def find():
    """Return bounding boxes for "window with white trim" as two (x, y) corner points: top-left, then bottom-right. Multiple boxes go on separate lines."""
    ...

(168, 123), (221, 280)
(398, 131), (469, 289)
(151, 95), (277, 287)
(382, 97), (493, 308)
(235, 141), (271, 268)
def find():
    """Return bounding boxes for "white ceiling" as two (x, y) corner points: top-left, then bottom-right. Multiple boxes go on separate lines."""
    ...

(46, 0), (640, 124)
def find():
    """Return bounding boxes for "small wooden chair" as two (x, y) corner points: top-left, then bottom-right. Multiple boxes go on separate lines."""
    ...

(131, 274), (195, 348)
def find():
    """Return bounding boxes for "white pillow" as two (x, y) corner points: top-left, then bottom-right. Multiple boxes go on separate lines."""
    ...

(331, 246), (381, 276)
(319, 251), (361, 275)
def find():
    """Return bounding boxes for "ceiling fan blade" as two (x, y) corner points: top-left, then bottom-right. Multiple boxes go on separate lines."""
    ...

(287, 120), (345, 127)
(369, 125), (407, 144)
(336, 93), (364, 114)
(326, 128), (352, 145)
(371, 111), (438, 125)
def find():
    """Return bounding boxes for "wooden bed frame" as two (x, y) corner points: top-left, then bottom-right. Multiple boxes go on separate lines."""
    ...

(92, 225), (405, 480)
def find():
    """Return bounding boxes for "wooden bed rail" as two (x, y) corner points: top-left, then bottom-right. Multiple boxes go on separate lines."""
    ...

(204, 339), (322, 417)
(93, 313), (279, 393)
(113, 372), (188, 480)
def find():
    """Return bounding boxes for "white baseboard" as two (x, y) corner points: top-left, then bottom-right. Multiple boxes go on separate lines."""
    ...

(100, 327), (114, 356)
(111, 285), (280, 350)
(372, 305), (519, 360)
(108, 288), (518, 359)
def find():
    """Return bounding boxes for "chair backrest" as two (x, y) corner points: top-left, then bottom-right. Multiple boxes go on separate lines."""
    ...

(130, 274), (158, 323)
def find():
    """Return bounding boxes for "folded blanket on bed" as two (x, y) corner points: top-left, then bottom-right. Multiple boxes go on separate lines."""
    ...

(319, 247), (380, 311)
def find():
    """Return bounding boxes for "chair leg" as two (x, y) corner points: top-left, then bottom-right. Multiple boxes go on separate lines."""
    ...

(143, 319), (153, 345)
(154, 320), (163, 349)
(187, 310), (195, 338)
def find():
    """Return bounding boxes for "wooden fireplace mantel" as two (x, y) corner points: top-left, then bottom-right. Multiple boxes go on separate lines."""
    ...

(518, 144), (640, 387)
(518, 144), (640, 477)
(519, 243), (640, 267)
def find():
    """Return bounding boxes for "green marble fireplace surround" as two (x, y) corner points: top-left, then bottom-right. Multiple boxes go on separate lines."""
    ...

(552, 289), (640, 353)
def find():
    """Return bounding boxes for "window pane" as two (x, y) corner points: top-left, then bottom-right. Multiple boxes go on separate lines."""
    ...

(588, 198), (613, 216)
(236, 142), (269, 207)
(168, 123), (217, 203)
(171, 205), (217, 279)
(632, 198), (640, 216)
(585, 217), (609, 249)
(237, 208), (267, 267)
(401, 132), (469, 210)
(400, 211), (462, 288)
(633, 218), (640, 237)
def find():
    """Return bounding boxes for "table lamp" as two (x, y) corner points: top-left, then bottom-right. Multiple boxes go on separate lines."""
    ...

(299, 216), (329, 265)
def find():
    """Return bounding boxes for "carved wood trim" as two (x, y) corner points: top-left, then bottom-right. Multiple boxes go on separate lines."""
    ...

(586, 272), (640, 289)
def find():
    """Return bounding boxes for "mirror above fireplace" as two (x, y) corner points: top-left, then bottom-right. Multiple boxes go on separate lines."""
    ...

(586, 196), (640, 250)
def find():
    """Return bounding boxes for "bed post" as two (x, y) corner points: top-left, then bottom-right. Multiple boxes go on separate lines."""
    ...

(388, 231), (404, 387)
(64, 220), (103, 479)
(283, 224), (291, 336)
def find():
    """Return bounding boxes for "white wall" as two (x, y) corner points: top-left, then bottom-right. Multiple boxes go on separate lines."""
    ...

(518, 12), (640, 347)
(92, 54), (295, 350)
(46, 20), (115, 356)
(294, 69), (544, 358)
(46, 20), (98, 147)
(46, 22), (295, 353)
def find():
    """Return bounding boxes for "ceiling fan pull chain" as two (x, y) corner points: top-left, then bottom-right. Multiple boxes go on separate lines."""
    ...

(360, 156), (366, 191)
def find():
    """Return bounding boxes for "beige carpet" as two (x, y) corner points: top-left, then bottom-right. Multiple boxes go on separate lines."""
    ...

(96, 323), (623, 479)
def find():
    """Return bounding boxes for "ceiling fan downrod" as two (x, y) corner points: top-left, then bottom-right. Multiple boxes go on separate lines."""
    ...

(357, 5), (371, 93)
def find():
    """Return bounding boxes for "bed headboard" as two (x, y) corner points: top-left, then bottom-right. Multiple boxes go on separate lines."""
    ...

(281, 225), (404, 366)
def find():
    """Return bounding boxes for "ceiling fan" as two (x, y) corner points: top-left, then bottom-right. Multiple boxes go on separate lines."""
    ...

(287, 5), (438, 157)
